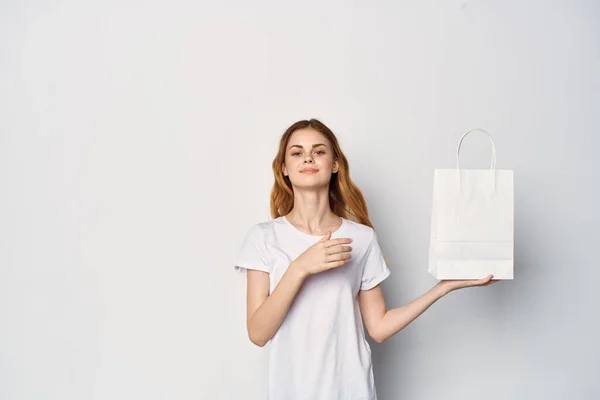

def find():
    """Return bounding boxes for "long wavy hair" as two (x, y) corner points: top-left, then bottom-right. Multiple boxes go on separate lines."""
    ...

(269, 118), (375, 229)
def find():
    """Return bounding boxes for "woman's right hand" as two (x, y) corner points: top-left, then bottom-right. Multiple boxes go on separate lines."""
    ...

(291, 231), (353, 278)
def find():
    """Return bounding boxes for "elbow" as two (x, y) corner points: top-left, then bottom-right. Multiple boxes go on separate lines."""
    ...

(247, 320), (269, 347)
(250, 337), (267, 347)
(371, 330), (387, 344)
(373, 336), (385, 344)
(248, 331), (268, 347)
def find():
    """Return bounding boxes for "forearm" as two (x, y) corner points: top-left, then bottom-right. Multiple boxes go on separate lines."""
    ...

(247, 263), (307, 346)
(376, 282), (449, 343)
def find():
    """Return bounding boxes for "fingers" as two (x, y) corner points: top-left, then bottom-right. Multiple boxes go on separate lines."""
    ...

(323, 246), (352, 270)
(322, 237), (353, 256)
(450, 274), (498, 290)
(324, 259), (348, 269)
(319, 231), (332, 241)
(458, 275), (494, 288)
(326, 252), (352, 262)
(326, 245), (353, 254)
(325, 237), (353, 246)
(323, 256), (351, 270)
(477, 275), (496, 286)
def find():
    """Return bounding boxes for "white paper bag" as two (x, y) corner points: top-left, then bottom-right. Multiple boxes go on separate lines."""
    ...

(428, 129), (514, 280)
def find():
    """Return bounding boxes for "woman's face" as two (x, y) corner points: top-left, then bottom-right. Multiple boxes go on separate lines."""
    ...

(282, 128), (338, 188)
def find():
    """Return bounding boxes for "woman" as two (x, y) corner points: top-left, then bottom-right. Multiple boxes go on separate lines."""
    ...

(234, 118), (497, 400)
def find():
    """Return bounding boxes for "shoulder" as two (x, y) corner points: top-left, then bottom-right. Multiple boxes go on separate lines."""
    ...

(342, 218), (376, 244)
(244, 217), (280, 238)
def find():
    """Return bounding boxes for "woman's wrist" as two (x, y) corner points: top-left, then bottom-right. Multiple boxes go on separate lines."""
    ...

(288, 261), (309, 281)
(434, 281), (452, 297)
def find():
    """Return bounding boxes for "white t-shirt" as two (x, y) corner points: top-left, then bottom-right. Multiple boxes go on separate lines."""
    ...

(234, 215), (391, 400)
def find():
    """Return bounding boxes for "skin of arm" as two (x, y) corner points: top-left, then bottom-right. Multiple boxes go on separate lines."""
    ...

(245, 263), (307, 347)
(358, 282), (449, 343)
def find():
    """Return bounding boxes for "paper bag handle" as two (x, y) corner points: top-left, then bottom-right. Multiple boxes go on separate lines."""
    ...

(456, 128), (497, 170)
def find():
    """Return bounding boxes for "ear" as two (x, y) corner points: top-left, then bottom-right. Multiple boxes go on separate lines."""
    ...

(333, 158), (339, 174)
(282, 163), (288, 176)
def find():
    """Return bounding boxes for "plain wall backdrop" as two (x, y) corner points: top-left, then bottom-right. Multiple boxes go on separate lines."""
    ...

(1, 1), (599, 399)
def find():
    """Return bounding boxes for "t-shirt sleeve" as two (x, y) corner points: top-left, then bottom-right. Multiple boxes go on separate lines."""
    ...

(234, 224), (271, 276)
(360, 229), (391, 290)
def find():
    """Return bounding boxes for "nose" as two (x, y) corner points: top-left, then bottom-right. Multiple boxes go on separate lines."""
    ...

(304, 154), (315, 163)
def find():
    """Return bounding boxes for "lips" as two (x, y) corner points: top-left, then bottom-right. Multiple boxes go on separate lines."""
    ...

(300, 169), (319, 173)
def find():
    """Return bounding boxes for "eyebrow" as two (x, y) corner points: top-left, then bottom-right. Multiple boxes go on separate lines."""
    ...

(288, 143), (328, 150)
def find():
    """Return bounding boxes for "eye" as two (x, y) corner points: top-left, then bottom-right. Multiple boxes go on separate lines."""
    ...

(291, 150), (326, 156)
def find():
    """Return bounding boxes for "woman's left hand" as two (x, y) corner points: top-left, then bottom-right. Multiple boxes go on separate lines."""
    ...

(438, 274), (499, 294)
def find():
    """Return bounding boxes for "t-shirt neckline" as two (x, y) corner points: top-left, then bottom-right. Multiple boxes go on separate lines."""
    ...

(281, 215), (346, 238)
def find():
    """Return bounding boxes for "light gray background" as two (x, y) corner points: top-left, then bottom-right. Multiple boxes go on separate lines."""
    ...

(1, 1), (598, 399)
